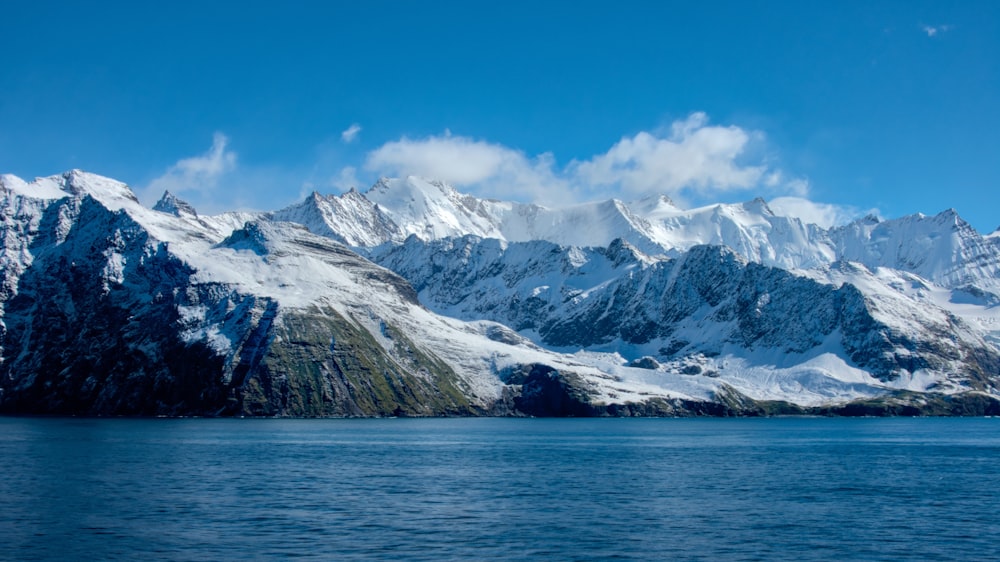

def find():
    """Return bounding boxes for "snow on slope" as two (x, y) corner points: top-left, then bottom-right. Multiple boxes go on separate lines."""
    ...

(270, 189), (404, 247)
(830, 210), (1000, 293)
(634, 198), (835, 269)
(277, 175), (837, 264)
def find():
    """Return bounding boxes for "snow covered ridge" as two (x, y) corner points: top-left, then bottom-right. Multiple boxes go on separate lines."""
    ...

(276, 175), (1000, 290)
(1, 170), (1000, 416)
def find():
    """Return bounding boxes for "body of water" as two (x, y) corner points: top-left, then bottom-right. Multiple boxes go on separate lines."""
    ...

(2, 417), (999, 560)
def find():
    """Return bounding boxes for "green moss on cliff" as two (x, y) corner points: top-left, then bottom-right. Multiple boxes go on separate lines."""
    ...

(239, 306), (476, 417)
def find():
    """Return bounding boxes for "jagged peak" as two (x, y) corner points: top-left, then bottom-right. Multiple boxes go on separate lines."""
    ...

(604, 237), (646, 266)
(631, 193), (677, 208)
(365, 175), (459, 200)
(274, 190), (336, 218)
(655, 194), (676, 207)
(340, 186), (369, 202)
(0, 169), (143, 208)
(367, 176), (393, 194)
(743, 196), (774, 216)
(628, 192), (682, 221)
(851, 213), (881, 226)
(153, 190), (198, 217)
(934, 208), (968, 227)
(60, 169), (141, 207)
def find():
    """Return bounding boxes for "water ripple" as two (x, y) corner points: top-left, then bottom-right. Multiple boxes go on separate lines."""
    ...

(2, 418), (1000, 561)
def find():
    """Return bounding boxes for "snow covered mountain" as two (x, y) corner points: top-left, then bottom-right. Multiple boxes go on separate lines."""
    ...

(2, 170), (1000, 416)
(0, 172), (542, 415)
(829, 210), (1000, 296)
(278, 175), (1000, 298)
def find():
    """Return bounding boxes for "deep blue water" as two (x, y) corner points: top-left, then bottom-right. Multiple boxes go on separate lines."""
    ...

(2, 417), (1000, 561)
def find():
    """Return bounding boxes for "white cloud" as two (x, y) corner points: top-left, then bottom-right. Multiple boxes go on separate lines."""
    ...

(364, 134), (572, 203)
(341, 123), (362, 143)
(361, 113), (806, 206)
(572, 112), (767, 197)
(768, 196), (877, 228)
(145, 132), (236, 201)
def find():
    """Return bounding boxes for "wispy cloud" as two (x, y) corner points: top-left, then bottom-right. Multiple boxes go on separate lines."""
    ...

(768, 196), (877, 228)
(363, 113), (807, 206)
(922, 24), (953, 37)
(144, 132), (237, 203)
(341, 123), (362, 143)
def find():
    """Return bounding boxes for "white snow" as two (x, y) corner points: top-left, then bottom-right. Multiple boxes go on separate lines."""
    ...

(1, 174), (68, 200)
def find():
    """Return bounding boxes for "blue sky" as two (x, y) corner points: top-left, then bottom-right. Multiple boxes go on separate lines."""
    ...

(2, 1), (998, 231)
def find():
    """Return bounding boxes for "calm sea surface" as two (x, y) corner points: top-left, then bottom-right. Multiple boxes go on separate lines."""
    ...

(2, 417), (999, 561)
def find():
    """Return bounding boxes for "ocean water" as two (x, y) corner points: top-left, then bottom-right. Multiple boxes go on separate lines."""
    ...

(2, 417), (999, 561)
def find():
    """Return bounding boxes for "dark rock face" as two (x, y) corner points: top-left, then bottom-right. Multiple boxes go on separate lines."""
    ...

(0, 195), (476, 417)
(376, 238), (1000, 387)
(505, 364), (596, 417)
(0, 197), (232, 415)
(813, 391), (1000, 417)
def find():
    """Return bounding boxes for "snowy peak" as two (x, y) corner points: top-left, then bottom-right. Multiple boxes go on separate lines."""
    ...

(1, 173), (68, 201)
(367, 175), (455, 198)
(275, 175), (826, 266)
(742, 197), (774, 216)
(830, 208), (1000, 288)
(60, 170), (141, 209)
(153, 191), (198, 217)
(629, 193), (680, 219)
(1, 171), (147, 215)
(2, 174), (48, 199)
(11, 170), (998, 297)
(273, 175), (1000, 289)
(364, 176), (505, 241)
(270, 185), (403, 247)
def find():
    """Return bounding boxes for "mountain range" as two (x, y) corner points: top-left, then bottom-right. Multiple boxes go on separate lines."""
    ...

(2, 170), (999, 416)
